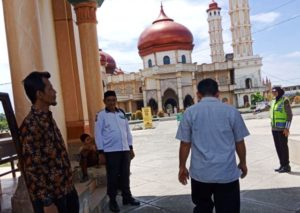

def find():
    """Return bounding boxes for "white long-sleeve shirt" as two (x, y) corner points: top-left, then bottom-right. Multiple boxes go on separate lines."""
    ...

(95, 108), (133, 153)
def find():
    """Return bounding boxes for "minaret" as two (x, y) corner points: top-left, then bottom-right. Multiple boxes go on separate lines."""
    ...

(229, 0), (253, 58)
(207, 0), (225, 63)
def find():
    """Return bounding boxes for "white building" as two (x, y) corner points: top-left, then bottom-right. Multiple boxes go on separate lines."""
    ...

(105, 0), (266, 113)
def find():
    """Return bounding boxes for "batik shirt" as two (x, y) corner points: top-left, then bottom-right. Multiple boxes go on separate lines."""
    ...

(19, 106), (74, 204)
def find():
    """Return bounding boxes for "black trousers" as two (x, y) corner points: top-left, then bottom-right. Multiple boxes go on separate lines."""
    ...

(105, 151), (132, 200)
(32, 188), (79, 213)
(272, 130), (289, 166)
(191, 178), (240, 213)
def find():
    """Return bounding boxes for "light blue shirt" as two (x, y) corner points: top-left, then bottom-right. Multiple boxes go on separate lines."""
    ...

(95, 108), (133, 152)
(176, 97), (250, 183)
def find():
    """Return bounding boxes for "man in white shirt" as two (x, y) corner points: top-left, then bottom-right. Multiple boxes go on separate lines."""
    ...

(95, 90), (140, 212)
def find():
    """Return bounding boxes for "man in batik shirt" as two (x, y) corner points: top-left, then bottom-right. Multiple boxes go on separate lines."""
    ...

(20, 71), (79, 213)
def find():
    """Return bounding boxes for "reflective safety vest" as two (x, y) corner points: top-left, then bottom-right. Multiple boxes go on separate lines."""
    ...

(270, 97), (288, 128)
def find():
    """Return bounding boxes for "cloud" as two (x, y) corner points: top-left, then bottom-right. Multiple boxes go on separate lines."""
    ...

(284, 51), (300, 58)
(97, 0), (213, 71)
(262, 53), (300, 86)
(251, 12), (280, 24)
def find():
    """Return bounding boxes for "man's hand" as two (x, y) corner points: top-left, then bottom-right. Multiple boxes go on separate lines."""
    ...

(44, 204), (58, 213)
(178, 167), (189, 185)
(283, 128), (290, 137)
(238, 162), (248, 179)
(99, 153), (106, 165)
(130, 149), (135, 160)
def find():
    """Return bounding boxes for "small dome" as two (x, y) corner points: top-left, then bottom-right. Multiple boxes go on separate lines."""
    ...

(99, 49), (116, 74)
(207, 0), (221, 12)
(138, 5), (194, 57)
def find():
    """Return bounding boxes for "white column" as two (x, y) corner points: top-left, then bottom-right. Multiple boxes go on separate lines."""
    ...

(156, 80), (163, 111)
(177, 76), (184, 110)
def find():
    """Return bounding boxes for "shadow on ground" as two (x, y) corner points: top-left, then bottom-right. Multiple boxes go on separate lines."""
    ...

(102, 187), (300, 213)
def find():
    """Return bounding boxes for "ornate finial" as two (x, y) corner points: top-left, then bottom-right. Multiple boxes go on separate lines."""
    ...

(212, 0), (215, 2)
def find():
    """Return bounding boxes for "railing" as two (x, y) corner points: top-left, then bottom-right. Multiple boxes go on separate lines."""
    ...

(0, 136), (18, 177)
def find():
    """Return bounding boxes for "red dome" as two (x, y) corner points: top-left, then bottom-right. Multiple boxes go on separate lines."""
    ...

(138, 5), (194, 57)
(99, 49), (116, 74)
(207, 1), (221, 12)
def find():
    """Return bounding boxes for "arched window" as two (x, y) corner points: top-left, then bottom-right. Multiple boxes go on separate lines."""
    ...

(163, 56), (170, 65)
(148, 59), (152, 68)
(181, 55), (186, 64)
(245, 78), (252, 89)
(214, 11), (217, 15)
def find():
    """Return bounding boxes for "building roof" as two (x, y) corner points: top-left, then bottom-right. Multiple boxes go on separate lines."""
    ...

(137, 4), (194, 57)
(99, 49), (116, 74)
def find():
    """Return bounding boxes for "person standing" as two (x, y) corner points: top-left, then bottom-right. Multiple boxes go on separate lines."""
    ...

(20, 71), (79, 213)
(95, 90), (140, 213)
(270, 86), (293, 173)
(176, 78), (249, 213)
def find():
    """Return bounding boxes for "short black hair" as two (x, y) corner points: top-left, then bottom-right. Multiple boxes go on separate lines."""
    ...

(197, 78), (219, 96)
(80, 133), (90, 143)
(23, 71), (51, 104)
(104, 90), (116, 99)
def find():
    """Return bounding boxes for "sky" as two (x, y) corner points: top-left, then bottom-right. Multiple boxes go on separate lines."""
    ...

(0, 0), (300, 110)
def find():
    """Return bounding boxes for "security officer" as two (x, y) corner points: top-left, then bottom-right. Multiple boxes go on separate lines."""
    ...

(270, 86), (293, 173)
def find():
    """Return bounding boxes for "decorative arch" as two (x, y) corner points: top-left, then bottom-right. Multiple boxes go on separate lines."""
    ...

(148, 98), (158, 115)
(162, 88), (178, 113)
(163, 56), (170, 65)
(183, 94), (194, 109)
(243, 95), (249, 107)
(245, 78), (252, 89)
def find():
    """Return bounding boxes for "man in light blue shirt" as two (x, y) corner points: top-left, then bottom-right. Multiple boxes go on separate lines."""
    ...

(176, 79), (249, 213)
(95, 90), (140, 212)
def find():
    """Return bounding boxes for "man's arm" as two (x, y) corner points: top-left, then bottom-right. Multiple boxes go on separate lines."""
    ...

(94, 113), (106, 164)
(235, 140), (247, 178)
(179, 141), (191, 185)
(283, 99), (293, 137)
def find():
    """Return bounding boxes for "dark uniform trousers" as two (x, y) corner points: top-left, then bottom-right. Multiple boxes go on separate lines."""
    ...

(105, 151), (132, 200)
(191, 178), (240, 213)
(272, 130), (289, 167)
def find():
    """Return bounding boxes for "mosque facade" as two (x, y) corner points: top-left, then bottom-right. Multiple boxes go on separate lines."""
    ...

(104, 0), (266, 114)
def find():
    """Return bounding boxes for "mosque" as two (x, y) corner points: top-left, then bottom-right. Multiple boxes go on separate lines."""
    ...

(103, 0), (267, 115)
(2, 0), (267, 141)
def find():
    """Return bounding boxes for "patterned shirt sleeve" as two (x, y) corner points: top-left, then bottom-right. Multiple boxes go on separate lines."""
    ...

(20, 121), (53, 204)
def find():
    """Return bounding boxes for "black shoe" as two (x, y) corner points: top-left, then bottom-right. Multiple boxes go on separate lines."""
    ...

(123, 197), (140, 206)
(274, 166), (283, 172)
(109, 200), (120, 212)
(278, 165), (291, 173)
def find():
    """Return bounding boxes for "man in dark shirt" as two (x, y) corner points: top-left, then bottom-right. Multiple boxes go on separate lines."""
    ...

(20, 71), (79, 213)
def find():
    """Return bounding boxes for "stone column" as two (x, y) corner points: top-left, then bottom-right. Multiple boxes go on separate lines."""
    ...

(176, 74), (184, 110)
(2, 0), (44, 124)
(71, 0), (104, 135)
(127, 100), (133, 113)
(192, 78), (198, 103)
(52, 0), (89, 140)
(156, 80), (163, 111)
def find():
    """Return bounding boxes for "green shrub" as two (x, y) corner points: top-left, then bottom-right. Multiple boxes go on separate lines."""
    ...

(131, 113), (136, 120)
(135, 110), (143, 120)
(157, 111), (165, 118)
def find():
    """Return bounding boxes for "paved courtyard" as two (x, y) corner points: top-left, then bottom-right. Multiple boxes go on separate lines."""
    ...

(1, 110), (300, 212)
(110, 113), (300, 213)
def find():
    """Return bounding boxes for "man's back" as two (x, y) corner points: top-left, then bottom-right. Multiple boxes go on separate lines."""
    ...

(176, 97), (249, 183)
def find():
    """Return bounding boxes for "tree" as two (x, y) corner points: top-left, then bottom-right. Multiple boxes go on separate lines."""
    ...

(251, 92), (264, 106)
(0, 113), (9, 132)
